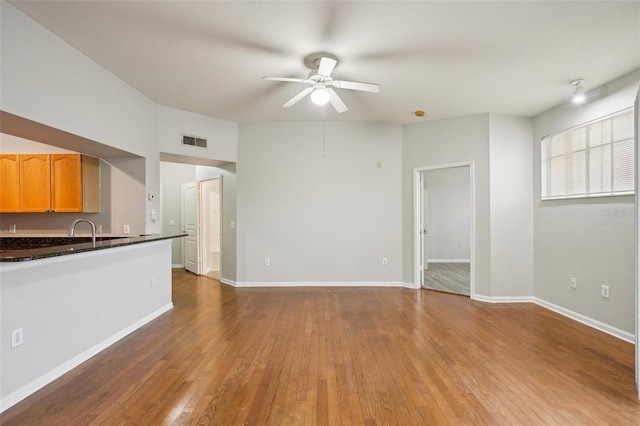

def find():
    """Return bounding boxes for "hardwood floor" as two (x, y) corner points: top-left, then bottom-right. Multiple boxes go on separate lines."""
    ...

(2, 269), (639, 424)
(424, 262), (470, 296)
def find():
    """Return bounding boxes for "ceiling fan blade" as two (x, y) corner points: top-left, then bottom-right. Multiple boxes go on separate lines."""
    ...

(327, 88), (348, 113)
(332, 80), (380, 93)
(263, 76), (307, 83)
(317, 57), (337, 77)
(283, 87), (314, 108)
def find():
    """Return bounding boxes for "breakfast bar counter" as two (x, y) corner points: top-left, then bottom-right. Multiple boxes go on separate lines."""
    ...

(0, 233), (186, 262)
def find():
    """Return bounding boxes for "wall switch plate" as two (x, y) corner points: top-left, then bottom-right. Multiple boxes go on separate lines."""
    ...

(150, 278), (156, 288)
(570, 277), (577, 288)
(12, 327), (24, 349)
(123, 225), (130, 234)
(169, 219), (174, 226)
(264, 258), (270, 266)
(231, 221), (236, 229)
(382, 257), (388, 265)
(601, 285), (610, 299)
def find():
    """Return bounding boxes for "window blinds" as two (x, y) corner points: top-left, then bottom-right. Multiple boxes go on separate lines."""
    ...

(541, 108), (635, 199)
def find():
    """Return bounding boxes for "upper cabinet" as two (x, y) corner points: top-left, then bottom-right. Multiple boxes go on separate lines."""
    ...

(0, 154), (99, 213)
(0, 154), (20, 212)
(20, 154), (52, 212)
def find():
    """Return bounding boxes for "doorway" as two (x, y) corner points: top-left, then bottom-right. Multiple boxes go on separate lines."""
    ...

(414, 162), (474, 297)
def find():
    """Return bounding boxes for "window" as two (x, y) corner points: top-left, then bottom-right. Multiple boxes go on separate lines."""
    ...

(541, 108), (634, 199)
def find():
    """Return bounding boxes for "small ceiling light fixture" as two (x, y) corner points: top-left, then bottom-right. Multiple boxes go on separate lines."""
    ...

(570, 79), (586, 104)
(310, 86), (330, 106)
(414, 110), (425, 117)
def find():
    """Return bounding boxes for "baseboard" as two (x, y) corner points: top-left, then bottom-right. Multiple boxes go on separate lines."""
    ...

(470, 295), (634, 343)
(234, 281), (409, 288)
(472, 295), (535, 303)
(427, 259), (471, 263)
(220, 278), (236, 287)
(171, 264), (184, 269)
(0, 303), (173, 413)
(534, 298), (634, 343)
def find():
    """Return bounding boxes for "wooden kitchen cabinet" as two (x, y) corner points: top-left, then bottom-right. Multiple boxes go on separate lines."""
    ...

(19, 154), (51, 212)
(0, 154), (99, 213)
(0, 154), (20, 212)
(50, 154), (82, 212)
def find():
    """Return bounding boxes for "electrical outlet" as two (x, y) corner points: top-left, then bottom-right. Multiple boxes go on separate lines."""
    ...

(264, 258), (270, 266)
(123, 225), (130, 234)
(570, 277), (577, 288)
(601, 285), (610, 299)
(12, 327), (24, 349)
(382, 257), (388, 265)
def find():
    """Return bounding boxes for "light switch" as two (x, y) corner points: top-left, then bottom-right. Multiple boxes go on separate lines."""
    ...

(231, 221), (236, 229)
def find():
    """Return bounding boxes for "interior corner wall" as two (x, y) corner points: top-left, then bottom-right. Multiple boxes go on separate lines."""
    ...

(488, 114), (534, 297)
(0, 2), (160, 234)
(402, 114), (491, 295)
(197, 164), (237, 283)
(533, 70), (640, 334)
(237, 121), (402, 285)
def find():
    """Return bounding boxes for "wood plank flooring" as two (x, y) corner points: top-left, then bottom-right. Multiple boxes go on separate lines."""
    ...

(2, 269), (639, 424)
(424, 262), (470, 296)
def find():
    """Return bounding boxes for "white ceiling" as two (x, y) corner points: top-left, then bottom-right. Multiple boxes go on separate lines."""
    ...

(10, 1), (640, 124)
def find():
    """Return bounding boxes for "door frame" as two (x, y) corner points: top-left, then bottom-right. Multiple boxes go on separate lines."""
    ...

(413, 161), (476, 298)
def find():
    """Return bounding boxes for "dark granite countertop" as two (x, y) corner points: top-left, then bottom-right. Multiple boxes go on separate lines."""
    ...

(0, 233), (186, 262)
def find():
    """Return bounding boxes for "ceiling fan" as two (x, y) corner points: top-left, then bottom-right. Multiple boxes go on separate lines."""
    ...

(263, 53), (380, 113)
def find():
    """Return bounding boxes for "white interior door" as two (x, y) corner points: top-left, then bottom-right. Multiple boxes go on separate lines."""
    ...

(183, 182), (199, 274)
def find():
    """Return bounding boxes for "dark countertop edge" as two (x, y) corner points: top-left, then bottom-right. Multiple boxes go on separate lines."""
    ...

(0, 233), (187, 262)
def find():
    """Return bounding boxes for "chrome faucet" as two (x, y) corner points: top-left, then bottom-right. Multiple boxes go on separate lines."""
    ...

(69, 219), (96, 247)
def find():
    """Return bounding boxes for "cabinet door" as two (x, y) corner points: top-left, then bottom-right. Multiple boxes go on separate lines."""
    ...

(51, 154), (82, 212)
(0, 154), (20, 212)
(19, 154), (51, 212)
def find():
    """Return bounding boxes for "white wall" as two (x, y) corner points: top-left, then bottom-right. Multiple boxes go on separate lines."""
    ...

(403, 115), (491, 294)
(0, 2), (160, 234)
(423, 167), (471, 261)
(157, 105), (238, 163)
(489, 114), (534, 297)
(160, 162), (196, 265)
(533, 70), (640, 334)
(237, 121), (402, 285)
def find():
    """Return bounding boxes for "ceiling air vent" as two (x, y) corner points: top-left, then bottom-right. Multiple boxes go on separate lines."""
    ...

(182, 134), (207, 148)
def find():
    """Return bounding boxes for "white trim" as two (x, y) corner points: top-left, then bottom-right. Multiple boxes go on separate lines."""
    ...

(472, 295), (535, 304)
(0, 303), (173, 413)
(234, 281), (409, 288)
(534, 298), (634, 344)
(468, 295), (633, 343)
(172, 263), (184, 269)
(220, 278), (236, 287)
(427, 259), (471, 263)
(401, 282), (419, 289)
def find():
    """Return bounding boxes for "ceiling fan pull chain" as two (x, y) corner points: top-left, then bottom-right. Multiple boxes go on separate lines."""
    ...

(322, 105), (326, 158)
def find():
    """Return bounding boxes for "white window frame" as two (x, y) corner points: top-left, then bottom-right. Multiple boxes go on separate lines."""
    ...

(541, 108), (635, 200)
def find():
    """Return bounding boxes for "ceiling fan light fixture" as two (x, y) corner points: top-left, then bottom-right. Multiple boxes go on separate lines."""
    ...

(311, 87), (330, 105)
(570, 79), (586, 104)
